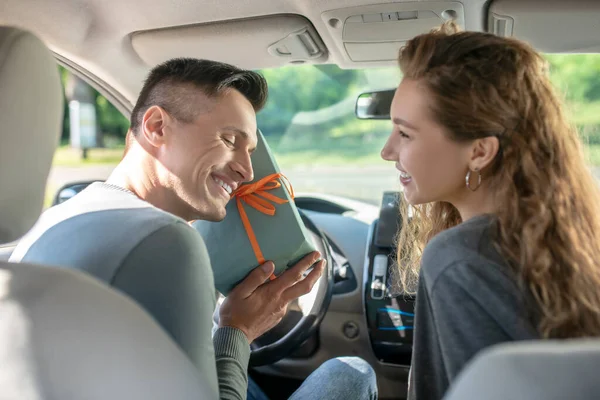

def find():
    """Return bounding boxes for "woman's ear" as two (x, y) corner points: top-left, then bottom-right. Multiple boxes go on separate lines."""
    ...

(469, 136), (500, 171)
(141, 106), (170, 148)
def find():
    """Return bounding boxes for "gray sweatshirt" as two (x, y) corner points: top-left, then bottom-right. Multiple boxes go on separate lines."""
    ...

(408, 215), (539, 400)
(11, 182), (249, 400)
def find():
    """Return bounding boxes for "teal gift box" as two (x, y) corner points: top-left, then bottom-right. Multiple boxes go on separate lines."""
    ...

(193, 131), (317, 296)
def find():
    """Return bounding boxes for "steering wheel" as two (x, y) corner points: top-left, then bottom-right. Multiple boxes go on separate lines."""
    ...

(248, 210), (334, 366)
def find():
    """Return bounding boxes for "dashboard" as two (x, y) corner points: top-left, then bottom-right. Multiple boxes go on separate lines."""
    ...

(362, 192), (415, 365)
(256, 191), (414, 398)
(301, 191), (415, 365)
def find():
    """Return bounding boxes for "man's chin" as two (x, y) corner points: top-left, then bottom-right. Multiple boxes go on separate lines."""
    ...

(202, 205), (227, 222)
(187, 201), (227, 222)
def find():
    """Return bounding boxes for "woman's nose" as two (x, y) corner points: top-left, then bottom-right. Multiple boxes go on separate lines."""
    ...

(380, 135), (396, 162)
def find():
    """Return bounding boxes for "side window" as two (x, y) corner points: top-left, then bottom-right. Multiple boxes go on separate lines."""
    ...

(48, 57), (600, 208)
(546, 54), (600, 178)
(48, 67), (129, 207)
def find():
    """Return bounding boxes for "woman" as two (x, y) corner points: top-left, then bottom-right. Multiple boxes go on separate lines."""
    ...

(380, 22), (600, 400)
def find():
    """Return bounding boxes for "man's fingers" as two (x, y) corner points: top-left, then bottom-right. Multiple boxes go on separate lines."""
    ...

(231, 261), (275, 298)
(282, 259), (326, 301)
(274, 251), (321, 289)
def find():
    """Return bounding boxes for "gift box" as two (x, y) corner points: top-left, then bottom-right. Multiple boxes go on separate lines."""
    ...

(193, 131), (317, 296)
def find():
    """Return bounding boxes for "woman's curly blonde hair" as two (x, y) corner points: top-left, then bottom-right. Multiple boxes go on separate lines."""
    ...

(395, 22), (600, 338)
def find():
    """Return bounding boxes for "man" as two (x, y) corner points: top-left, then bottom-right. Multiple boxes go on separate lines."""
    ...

(11, 59), (377, 400)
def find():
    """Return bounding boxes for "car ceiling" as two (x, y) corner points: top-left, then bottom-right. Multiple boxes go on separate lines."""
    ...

(1, 0), (598, 111)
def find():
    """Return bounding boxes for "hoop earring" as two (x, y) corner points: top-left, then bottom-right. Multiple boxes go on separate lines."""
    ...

(466, 169), (482, 191)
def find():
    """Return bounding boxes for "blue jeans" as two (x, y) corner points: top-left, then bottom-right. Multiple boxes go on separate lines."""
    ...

(248, 356), (378, 400)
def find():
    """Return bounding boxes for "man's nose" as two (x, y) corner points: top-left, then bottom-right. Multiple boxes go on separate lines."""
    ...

(231, 152), (254, 183)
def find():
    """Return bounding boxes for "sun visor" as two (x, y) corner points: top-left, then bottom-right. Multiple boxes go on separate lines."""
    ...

(488, 0), (600, 53)
(131, 14), (328, 69)
(321, 2), (464, 64)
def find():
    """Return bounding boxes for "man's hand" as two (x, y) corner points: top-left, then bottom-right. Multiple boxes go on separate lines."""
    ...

(218, 251), (325, 343)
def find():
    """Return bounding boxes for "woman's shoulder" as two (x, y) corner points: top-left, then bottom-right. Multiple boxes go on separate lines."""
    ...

(424, 214), (495, 255)
(421, 214), (505, 284)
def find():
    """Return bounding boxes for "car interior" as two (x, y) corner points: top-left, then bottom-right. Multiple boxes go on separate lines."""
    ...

(2, 0), (600, 399)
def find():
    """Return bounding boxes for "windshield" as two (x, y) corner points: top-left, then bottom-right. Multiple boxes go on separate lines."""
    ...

(256, 57), (600, 205)
(47, 55), (600, 208)
(256, 65), (400, 205)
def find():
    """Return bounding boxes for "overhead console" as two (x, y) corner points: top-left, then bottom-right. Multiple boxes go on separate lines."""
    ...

(321, 2), (465, 64)
(488, 0), (600, 53)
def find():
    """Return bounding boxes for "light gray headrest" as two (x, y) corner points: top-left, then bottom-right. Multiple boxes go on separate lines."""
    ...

(444, 339), (600, 400)
(0, 27), (62, 243)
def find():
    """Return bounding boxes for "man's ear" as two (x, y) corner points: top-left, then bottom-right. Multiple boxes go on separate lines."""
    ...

(141, 106), (171, 148)
(469, 136), (500, 171)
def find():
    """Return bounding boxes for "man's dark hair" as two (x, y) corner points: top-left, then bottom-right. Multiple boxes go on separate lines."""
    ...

(130, 58), (268, 134)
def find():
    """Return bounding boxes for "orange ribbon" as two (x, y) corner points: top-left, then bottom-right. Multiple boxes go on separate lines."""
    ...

(232, 173), (295, 280)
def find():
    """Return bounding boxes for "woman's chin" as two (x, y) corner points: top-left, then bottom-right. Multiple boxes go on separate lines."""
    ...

(402, 188), (419, 205)
(403, 189), (430, 206)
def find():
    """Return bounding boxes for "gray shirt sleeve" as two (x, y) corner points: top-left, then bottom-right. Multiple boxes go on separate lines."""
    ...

(112, 221), (250, 400)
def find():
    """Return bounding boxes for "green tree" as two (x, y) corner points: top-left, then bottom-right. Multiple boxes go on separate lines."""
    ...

(256, 65), (362, 138)
(59, 66), (129, 144)
(95, 94), (129, 138)
(56, 56), (600, 150)
(547, 54), (600, 102)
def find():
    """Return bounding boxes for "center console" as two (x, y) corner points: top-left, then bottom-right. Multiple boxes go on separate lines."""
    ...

(363, 191), (415, 365)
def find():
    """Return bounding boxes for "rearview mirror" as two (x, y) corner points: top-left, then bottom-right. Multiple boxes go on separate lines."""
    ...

(355, 89), (395, 120)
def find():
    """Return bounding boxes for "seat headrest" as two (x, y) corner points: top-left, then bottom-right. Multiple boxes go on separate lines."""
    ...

(0, 27), (63, 243)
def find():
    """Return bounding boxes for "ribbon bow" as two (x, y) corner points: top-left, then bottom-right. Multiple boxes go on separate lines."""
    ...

(232, 173), (295, 280)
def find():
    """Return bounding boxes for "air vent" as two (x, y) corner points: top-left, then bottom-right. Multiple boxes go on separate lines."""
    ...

(489, 12), (514, 37)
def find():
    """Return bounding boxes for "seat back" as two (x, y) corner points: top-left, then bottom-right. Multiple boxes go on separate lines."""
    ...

(0, 26), (62, 243)
(0, 26), (209, 400)
(444, 340), (600, 400)
(0, 262), (210, 400)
